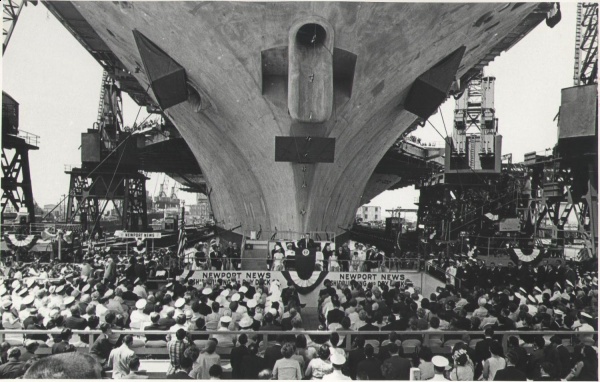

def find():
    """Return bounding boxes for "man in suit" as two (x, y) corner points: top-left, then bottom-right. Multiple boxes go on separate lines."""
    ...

(345, 337), (366, 379)
(473, 328), (495, 378)
(550, 335), (570, 379)
(380, 342), (411, 380)
(356, 344), (383, 380)
(263, 335), (284, 370)
(494, 350), (527, 381)
(326, 299), (345, 327)
(230, 333), (249, 380)
(241, 343), (267, 380)
(281, 308), (299, 331)
(297, 233), (316, 250)
(64, 306), (88, 330)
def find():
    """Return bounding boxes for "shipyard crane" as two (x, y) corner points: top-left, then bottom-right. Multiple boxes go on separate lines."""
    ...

(2, 0), (36, 55)
(573, 3), (598, 86)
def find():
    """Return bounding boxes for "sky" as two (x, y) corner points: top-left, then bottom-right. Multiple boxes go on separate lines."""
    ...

(2, 2), (578, 220)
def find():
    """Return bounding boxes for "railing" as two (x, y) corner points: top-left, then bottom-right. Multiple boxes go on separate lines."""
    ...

(17, 130), (40, 147)
(244, 230), (336, 242)
(1, 222), (82, 235)
(0, 329), (594, 356)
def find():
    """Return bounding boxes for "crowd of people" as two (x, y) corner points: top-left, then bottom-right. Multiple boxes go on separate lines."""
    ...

(0, 233), (596, 380)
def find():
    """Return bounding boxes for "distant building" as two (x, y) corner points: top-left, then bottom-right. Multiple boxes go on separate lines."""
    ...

(189, 193), (212, 223)
(356, 205), (381, 223)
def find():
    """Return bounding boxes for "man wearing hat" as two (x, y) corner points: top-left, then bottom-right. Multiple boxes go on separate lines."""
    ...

(322, 351), (350, 380)
(130, 299), (150, 331)
(133, 278), (148, 300)
(212, 315), (235, 346)
(431, 355), (450, 380)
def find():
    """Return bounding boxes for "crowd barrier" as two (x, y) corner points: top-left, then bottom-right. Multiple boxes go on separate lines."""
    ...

(1, 329), (595, 358)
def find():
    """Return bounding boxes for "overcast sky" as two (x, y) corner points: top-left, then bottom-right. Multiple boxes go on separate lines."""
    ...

(3, 2), (577, 219)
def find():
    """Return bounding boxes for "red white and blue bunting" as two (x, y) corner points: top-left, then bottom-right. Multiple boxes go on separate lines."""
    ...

(281, 271), (329, 294)
(3, 234), (39, 251)
(507, 246), (545, 265)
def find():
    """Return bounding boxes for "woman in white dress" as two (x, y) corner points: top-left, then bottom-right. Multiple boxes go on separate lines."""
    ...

(272, 249), (285, 271)
(328, 252), (340, 272)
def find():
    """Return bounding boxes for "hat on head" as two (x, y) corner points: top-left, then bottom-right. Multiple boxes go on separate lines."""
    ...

(24, 339), (37, 347)
(581, 312), (593, 319)
(1, 300), (12, 310)
(220, 289), (229, 297)
(11, 280), (20, 289)
(527, 295), (537, 304)
(136, 299), (147, 310)
(166, 282), (173, 289)
(432, 355), (449, 368)
(519, 287), (527, 295)
(566, 280), (574, 287)
(239, 286), (248, 294)
(330, 352), (346, 366)
(134, 278), (141, 285)
(231, 293), (241, 302)
(56, 285), (65, 294)
(22, 295), (34, 306)
(534, 286), (542, 294)
(175, 298), (186, 308)
(64, 296), (75, 306)
(29, 308), (38, 315)
(26, 279), (36, 288)
(247, 299), (257, 309)
(202, 288), (212, 296)
(82, 284), (91, 294)
(18, 288), (28, 297)
(268, 307), (277, 316)
(104, 289), (114, 299)
(239, 315), (253, 328)
(220, 316), (232, 324)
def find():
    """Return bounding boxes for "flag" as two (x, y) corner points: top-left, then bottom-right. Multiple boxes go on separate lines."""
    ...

(177, 206), (187, 259)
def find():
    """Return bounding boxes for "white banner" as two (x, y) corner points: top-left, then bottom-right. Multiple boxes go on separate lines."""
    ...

(114, 231), (162, 239)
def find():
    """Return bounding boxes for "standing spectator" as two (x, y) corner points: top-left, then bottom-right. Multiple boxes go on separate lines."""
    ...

(432, 355), (450, 380)
(493, 350), (526, 381)
(0, 348), (24, 378)
(345, 336), (366, 379)
(565, 345), (597, 381)
(356, 344), (383, 380)
(483, 341), (506, 381)
(241, 343), (267, 380)
(264, 335), (284, 370)
(305, 345), (333, 380)
(550, 335), (570, 379)
(90, 323), (114, 365)
(167, 329), (188, 377)
(272, 342), (302, 380)
(107, 334), (136, 379)
(380, 342), (411, 380)
(192, 339), (220, 379)
(323, 352), (350, 380)
(209, 364), (223, 380)
(506, 335), (528, 374)
(230, 333), (249, 379)
(449, 348), (475, 381)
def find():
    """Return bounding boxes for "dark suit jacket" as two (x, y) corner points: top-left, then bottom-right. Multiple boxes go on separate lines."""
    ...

(281, 317), (294, 331)
(345, 347), (366, 379)
(326, 308), (345, 325)
(357, 357), (383, 380)
(556, 345), (571, 378)
(230, 344), (249, 379)
(241, 354), (267, 379)
(381, 355), (411, 380)
(64, 315), (88, 330)
(474, 338), (493, 364)
(264, 344), (283, 370)
(494, 366), (527, 381)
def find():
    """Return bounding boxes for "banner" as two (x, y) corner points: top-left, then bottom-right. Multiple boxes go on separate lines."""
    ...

(114, 231), (162, 239)
(181, 270), (417, 291)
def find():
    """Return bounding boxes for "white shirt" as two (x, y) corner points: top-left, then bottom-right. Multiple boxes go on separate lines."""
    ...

(322, 369), (351, 380)
(130, 310), (150, 330)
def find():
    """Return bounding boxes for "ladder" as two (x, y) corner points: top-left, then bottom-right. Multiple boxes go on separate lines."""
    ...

(96, 70), (108, 124)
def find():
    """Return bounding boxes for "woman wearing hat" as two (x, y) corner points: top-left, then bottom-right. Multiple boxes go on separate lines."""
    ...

(448, 345), (474, 381)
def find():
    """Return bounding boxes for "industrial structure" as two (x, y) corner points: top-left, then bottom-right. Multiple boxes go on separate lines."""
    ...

(40, 2), (558, 240)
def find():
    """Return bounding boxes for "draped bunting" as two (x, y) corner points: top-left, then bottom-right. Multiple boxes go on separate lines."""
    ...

(507, 246), (545, 265)
(4, 234), (39, 251)
(281, 270), (329, 294)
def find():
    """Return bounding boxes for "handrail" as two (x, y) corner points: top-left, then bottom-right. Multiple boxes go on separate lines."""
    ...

(1, 329), (594, 353)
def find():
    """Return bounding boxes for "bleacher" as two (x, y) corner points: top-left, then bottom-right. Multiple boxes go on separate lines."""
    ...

(1, 329), (595, 379)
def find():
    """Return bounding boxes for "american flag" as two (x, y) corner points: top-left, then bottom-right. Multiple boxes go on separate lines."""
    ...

(177, 205), (187, 259)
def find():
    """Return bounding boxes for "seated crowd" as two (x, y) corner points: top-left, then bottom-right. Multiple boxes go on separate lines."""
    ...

(0, 241), (596, 380)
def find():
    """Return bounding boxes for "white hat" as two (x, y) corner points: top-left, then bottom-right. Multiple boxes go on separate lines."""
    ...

(268, 308), (277, 316)
(581, 312), (593, 319)
(63, 296), (75, 306)
(231, 293), (241, 302)
(174, 298), (186, 308)
(22, 295), (34, 306)
(56, 285), (65, 294)
(534, 286), (542, 294)
(239, 315), (253, 328)
(26, 279), (36, 288)
(554, 309), (564, 316)
(330, 352), (346, 365)
(49, 285), (56, 294)
(104, 289), (114, 299)
(566, 280), (574, 287)
(202, 288), (213, 296)
(220, 289), (229, 297)
(247, 299), (257, 309)
(136, 299), (147, 309)
(432, 355), (449, 368)
(239, 286), (248, 294)
(519, 287), (527, 294)
(166, 282), (173, 289)
(18, 288), (29, 297)
(220, 316), (232, 324)
(11, 280), (20, 289)
(572, 320), (583, 329)
(1, 300), (12, 310)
